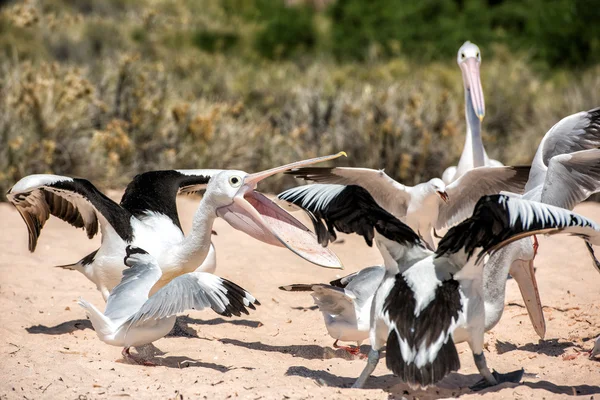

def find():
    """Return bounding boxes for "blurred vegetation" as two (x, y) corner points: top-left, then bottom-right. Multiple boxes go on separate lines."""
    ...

(1, 0), (599, 196)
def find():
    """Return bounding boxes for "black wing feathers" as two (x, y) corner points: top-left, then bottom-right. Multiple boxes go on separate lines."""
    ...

(384, 275), (462, 386)
(281, 185), (420, 248)
(120, 170), (211, 230)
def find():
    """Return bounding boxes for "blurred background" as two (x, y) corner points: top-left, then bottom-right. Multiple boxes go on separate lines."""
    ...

(1, 0), (599, 195)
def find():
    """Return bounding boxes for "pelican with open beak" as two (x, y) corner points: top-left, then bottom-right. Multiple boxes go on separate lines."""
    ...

(214, 153), (347, 269)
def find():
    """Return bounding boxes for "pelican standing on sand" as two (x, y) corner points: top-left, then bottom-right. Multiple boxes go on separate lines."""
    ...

(442, 41), (502, 184)
(79, 246), (260, 365)
(280, 186), (600, 389)
(7, 154), (344, 300)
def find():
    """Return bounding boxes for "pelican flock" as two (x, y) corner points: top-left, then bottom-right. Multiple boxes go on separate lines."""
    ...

(6, 39), (600, 394)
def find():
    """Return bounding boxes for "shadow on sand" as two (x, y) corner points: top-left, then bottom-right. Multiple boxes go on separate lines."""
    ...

(116, 353), (234, 372)
(25, 315), (261, 337)
(495, 338), (584, 356)
(26, 319), (92, 334)
(219, 338), (370, 360)
(285, 365), (600, 398)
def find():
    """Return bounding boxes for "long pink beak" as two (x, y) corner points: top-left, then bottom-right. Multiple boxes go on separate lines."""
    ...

(509, 258), (545, 339)
(460, 57), (485, 120)
(216, 153), (346, 269)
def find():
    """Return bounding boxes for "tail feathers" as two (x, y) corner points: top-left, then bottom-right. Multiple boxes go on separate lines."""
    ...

(54, 261), (81, 271)
(278, 284), (316, 292)
(77, 297), (115, 337)
(386, 329), (460, 388)
(55, 249), (97, 271)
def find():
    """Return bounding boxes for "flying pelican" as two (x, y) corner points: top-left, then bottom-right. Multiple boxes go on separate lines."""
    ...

(484, 106), (600, 339)
(7, 153), (344, 300)
(79, 245), (259, 365)
(279, 266), (385, 355)
(279, 186), (600, 389)
(442, 41), (502, 184)
(280, 165), (529, 249)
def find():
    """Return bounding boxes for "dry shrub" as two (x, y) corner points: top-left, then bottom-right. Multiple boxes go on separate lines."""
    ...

(1, 2), (600, 196)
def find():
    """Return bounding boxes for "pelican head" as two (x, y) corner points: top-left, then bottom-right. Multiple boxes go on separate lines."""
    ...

(206, 153), (346, 269)
(457, 41), (485, 121)
(429, 178), (449, 203)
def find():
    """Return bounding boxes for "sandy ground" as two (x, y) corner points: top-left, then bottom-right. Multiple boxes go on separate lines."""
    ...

(1, 192), (599, 400)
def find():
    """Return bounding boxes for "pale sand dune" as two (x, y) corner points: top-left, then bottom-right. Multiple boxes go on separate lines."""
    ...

(1, 193), (598, 399)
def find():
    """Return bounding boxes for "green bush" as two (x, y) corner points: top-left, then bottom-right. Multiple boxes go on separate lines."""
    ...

(327, 0), (600, 67)
(192, 30), (239, 53)
(253, 2), (317, 59)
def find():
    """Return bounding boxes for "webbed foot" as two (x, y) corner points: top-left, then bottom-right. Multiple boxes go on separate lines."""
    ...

(470, 368), (524, 391)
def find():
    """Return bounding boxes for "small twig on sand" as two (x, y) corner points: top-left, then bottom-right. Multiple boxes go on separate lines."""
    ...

(542, 305), (580, 312)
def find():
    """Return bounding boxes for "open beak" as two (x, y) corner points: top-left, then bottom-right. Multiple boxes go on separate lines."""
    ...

(509, 259), (545, 339)
(460, 57), (485, 121)
(437, 191), (449, 203)
(216, 153), (346, 269)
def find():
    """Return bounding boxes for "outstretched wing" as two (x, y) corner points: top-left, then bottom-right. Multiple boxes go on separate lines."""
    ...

(7, 174), (133, 251)
(127, 271), (259, 327)
(278, 184), (421, 248)
(542, 149), (600, 210)
(437, 166), (531, 229)
(284, 167), (411, 217)
(437, 194), (600, 268)
(540, 107), (600, 167)
(527, 107), (600, 191)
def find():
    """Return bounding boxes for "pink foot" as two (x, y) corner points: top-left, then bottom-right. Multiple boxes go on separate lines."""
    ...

(333, 341), (362, 356)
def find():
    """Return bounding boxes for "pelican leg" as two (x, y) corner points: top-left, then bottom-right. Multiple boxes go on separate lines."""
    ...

(333, 339), (361, 356)
(470, 352), (524, 391)
(121, 347), (156, 366)
(352, 348), (381, 388)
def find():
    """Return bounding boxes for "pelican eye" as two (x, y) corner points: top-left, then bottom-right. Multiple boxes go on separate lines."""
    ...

(229, 176), (242, 187)
(461, 53), (465, 59)
(476, 52), (480, 58)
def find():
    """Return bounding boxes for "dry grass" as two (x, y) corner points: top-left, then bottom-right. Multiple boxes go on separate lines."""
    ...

(1, 1), (599, 195)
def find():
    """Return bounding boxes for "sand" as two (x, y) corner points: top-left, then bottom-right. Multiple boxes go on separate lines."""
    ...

(1, 193), (599, 400)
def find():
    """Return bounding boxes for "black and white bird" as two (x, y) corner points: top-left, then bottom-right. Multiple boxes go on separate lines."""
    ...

(442, 41), (503, 184)
(278, 185), (600, 389)
(280, 165), (529, 249)
(79, 245), (259, 365)
(483, 107), (600, 339)
(7, 154), (344, 300)
(279, 266), (385, 355)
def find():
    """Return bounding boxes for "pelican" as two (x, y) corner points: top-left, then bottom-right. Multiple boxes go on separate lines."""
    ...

(7, 153), (344, 300)
(279, 185), (600, 388)
(484, 106), (600, 339)
(442, 41), (502, 184)
(280, 165), (529, 249)
(79, 246), (259, 365)
(279, 266), (385, 355)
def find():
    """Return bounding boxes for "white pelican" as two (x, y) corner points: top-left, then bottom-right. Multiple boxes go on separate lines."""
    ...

(7, 153), (344, 300)
(279, 265), (385, 355)
(79, 245), (259, 365)
(442, 41), (502, 184)
(279, 185), (600, 388)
